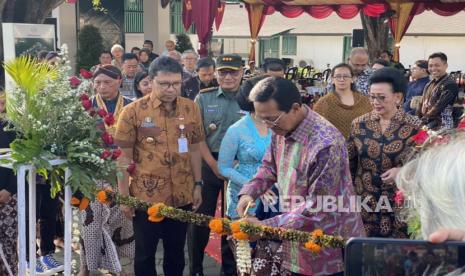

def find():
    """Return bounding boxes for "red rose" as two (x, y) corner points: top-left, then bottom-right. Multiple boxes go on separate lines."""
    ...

(458, 119), (465, 130)
(127, 161), (136, 175)
(97, 108), (107, 118)
(80, 93), (90, 101)
(412, 130), (429, 145)
(101, 149), (112, 160)
(104, 113), (115, 126)
(69, 76), (81, 88)
(80, 68), (93, 79)
(112, 148), (122, 160)
(394, 190), (404, 206)
(101, 131), (114, 145)
(81, 99), (92, 110)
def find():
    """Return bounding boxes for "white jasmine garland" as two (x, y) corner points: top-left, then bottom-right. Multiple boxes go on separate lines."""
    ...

(236, 240), (252, 275)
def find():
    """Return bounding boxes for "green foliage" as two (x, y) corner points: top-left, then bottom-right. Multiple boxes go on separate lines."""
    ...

(3, 48), (119, 199)
(78, 25), (104, 70)
(175, 33), (194, 54)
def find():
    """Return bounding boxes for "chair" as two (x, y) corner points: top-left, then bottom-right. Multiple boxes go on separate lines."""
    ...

(299, 65), (312, 79)
(285, 67), (298, 80)
(322, 69), (332, 83)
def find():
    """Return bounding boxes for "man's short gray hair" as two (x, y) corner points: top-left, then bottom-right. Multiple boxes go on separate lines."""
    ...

(350, 47), (369, 58)
(182, 50), (198, 60)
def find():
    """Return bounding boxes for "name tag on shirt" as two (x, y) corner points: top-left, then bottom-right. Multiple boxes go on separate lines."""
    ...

(206, 105), (219, 113)
(178, 138), (188, 153)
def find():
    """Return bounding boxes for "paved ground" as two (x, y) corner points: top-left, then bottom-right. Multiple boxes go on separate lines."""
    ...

(53, 245), (220, 276)
(49, 212), (221, 276)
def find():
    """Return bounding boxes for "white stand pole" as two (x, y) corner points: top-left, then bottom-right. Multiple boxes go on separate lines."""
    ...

(28, 167), (37, 276)
(0, 157), (71, 275)
(17, 167), (26, 276)
(64, 169), (72, 275)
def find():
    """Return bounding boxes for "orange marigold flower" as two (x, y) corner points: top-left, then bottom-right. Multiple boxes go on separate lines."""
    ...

(79, 197), (90, 211)
(71, 197), (80, 206)
(148, 214), (165, 223)
(304, 241), (322, 253)
(232, 231), (249, 240)
(230, 221), (242, 233)
(311, 229), (324, 239)
(96, 190), (109, 204)
(147, 203), (166, 222)
(209, 219), (224, 235)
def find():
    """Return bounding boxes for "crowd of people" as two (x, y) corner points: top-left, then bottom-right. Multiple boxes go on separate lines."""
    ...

(0, 38), (464, 276)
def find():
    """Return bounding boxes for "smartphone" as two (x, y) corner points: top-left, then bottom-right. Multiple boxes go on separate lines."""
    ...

(345, 238), (465, 276)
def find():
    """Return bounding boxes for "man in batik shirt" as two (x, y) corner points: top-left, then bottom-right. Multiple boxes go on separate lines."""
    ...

(237, 77), (364, 276)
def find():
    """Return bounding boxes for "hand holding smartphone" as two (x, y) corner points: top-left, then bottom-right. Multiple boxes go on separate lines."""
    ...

(345, 238), (465, 276)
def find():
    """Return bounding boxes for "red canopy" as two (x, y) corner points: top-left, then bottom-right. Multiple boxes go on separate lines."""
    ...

(243, 0), (465, 62)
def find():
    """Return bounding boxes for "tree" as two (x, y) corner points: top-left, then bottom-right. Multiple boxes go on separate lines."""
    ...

(77, 24), (104, 70)
(360, 13), (390, 62)
(175, 33), (194, 54)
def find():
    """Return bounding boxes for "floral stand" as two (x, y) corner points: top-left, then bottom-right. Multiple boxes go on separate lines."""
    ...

(0, 154), (73, 276)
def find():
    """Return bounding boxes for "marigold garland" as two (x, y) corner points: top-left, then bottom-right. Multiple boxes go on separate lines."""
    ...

(71, 197), (80, 206)
(79, 197), (90, 211)
(147, 203), (166, 222)
(95, 189), (346, 251)
(209, 219), (224, 235)
(304, 241), (322, 253)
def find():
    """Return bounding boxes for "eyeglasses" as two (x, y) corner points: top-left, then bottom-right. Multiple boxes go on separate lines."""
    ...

(156, 81), (182, 90)
(333, 75), (352, 81)
(255, 112), (285, 126)
(368, 94), (388, 103)
(218, 70), (241, 77)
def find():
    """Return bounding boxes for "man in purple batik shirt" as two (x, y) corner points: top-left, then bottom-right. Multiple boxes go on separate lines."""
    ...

(237, 77), (365, 276)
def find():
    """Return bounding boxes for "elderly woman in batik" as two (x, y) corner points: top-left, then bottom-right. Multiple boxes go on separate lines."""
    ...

(348, 68), (421, 238)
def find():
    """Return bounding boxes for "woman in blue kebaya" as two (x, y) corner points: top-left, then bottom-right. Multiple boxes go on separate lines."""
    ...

(218, 76), (277, 220)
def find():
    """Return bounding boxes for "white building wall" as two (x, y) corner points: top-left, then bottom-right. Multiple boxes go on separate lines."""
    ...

(400, 36), (465, 71)
(282, 36), (345, 69)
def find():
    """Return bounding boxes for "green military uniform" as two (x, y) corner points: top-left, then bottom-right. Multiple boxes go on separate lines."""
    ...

(195, 86), (242, 153)
(190, 54), (243, 275)
(194, 54), (244, 153)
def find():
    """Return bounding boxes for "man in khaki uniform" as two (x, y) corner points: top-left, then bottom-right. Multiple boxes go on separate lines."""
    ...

(189, 54), (243, 276)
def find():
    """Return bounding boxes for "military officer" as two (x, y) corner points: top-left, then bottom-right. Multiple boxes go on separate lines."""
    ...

(189, 54), (244, 276)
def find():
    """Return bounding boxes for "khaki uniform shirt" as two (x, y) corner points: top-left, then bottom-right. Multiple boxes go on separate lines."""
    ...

(114, 95), (205, 207)
(194, 87), (242, 153)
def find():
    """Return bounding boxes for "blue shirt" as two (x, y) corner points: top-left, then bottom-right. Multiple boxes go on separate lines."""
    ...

(404, 76), (430, 114)
(218, 114), (271, 218)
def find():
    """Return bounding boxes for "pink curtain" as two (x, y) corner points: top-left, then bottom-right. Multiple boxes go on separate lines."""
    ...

(215, 1), (226, 31)
(267, 3), (386, 19)
(183, 0), (219, 57)
(182, 0), (193, 31)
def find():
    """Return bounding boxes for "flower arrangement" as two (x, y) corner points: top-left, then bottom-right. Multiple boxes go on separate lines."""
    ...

(2, 45), (120, 199)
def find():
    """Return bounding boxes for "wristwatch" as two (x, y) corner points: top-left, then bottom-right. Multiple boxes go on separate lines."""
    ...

(194, 181), (203, 187)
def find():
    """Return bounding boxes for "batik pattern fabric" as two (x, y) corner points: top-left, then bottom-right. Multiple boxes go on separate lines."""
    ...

(239, 106), (365, 275)
(79, 181), (135, 273)
(0, 195), (17, 276)
(348, 109), (421, 238)
(114, 95), (205, 207)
